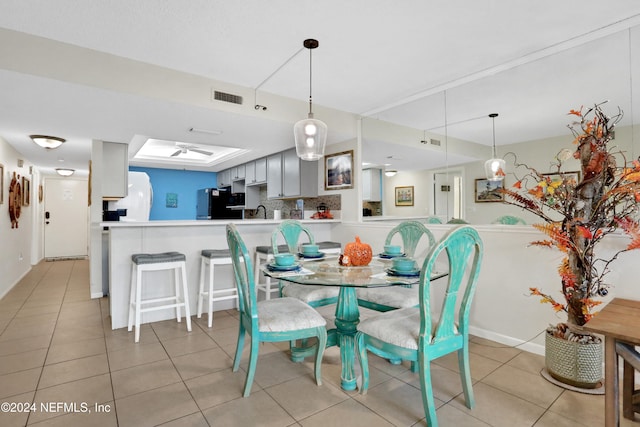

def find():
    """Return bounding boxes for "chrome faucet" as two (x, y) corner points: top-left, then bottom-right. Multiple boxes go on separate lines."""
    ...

(256, 205), (266, 219)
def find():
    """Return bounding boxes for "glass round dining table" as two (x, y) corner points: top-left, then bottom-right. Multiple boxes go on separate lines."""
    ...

(262, 257), (446, 391)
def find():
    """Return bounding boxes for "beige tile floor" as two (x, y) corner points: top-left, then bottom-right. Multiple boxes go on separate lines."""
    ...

(0, 259), (638, 426)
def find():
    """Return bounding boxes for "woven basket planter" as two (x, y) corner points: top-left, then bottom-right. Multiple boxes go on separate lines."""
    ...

(545, 332), (603, 388)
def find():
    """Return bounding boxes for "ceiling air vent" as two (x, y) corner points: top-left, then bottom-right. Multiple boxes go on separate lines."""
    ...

(212, 89), (243, 105)
(430, 139), (441, 146)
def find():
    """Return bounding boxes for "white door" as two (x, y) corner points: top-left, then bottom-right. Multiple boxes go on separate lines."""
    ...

(44, 178), (89, 258)
(433, 171), (463, 221)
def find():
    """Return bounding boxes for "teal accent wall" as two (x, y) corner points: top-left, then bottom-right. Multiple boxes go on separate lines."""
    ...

(129, 167), (217, 220)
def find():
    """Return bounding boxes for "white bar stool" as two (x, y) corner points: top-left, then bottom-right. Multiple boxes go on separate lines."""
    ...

(253, 241), (342, 300)
(254, 244), (289, 300)
(128, 251), (191, 343)
(197, 249), (237, 327)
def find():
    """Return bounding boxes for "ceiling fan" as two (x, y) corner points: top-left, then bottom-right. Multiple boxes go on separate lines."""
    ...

(170, 143), (214, 157)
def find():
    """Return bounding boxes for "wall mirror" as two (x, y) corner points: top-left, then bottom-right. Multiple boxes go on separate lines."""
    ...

(361, 24), (639, 224)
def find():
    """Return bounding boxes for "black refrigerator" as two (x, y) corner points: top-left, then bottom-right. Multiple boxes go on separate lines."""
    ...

(196, 188), (243, 220)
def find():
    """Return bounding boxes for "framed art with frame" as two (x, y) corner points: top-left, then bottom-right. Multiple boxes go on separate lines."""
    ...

(542, 171), (581, 184)
(22, 176), (30, 206)
(395, 186), (414, 206)
(474, 178), (504, 203)
(324, 150), (354, 190)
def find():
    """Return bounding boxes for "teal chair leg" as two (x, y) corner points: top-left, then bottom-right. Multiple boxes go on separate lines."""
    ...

(418, 354), (438, 427)
(243, 336), (260, 397)
(233, 323), (245, 372)
(314, 327), (327, 385)
(458, 346), (475, 408)
(356, 332), (370, 394)
(389, 357), (402, 365)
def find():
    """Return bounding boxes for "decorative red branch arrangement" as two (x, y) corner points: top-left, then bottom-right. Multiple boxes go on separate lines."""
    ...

(502, 102), (640, 327)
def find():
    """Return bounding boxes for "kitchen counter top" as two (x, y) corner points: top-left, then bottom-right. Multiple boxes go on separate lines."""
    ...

(102, 218), (340, 329)
(99, 219), (340, 228)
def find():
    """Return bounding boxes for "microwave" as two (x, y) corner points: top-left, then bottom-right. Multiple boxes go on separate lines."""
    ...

(227, 192), (245, 206)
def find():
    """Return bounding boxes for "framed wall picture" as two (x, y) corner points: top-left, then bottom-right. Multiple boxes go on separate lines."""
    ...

(395, 186), (414, 206)
(542, 171), (581, 185)
(22, 176), (30, 206)
(324, 150), (354, 190)
(474, 178), (504, 202)
(0, 163), (3, 204)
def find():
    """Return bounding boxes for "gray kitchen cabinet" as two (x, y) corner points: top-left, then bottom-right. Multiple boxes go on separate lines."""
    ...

(102, 141), (128, 200)
(245, 158), (267, 185)
(267, 148), (318, 199)
(217, 169), (231, 188)
(362, 168), (382, 201)
(266, 153), (282, 198)
(231, 164), (245, 181)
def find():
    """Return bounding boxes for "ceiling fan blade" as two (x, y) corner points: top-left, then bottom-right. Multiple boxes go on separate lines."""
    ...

(170, 149), (182, 157)
(190, 148), (213, 156)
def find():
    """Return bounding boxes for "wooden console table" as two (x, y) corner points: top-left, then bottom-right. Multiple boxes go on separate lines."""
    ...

(583, 298), (640, 426)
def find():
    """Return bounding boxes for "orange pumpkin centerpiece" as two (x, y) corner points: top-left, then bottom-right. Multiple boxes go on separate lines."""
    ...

(342, 236), (373, 266)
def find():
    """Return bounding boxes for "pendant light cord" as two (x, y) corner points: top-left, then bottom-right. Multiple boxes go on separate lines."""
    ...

(490, 113), (498, 158)
(629, 28), (635, 159)
(308, 47), (314, 117)
(254, 47), (305, 92)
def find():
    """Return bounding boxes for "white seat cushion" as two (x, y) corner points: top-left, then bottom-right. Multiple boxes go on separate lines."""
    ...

(282, 283), (340, 303)
(358, 307), (421, 350)
(257, 298), (326, 332)
(356, 287), (419, 309)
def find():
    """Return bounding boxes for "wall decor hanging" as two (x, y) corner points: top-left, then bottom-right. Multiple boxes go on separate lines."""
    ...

(22, 176), (30, 206)
(474, 178), (505, 202)
(395, 186), (414, 206)
(324, 150), (354, 190)
(8, 172), (21, 228)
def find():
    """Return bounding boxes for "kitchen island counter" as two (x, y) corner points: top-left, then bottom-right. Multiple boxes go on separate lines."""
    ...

(102, 218), (340, 228)
(100, 219), (340, 329)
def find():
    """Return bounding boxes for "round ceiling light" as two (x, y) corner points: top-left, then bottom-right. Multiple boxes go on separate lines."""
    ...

(30, 135), (66, 149)
(55, 168), (75, 177)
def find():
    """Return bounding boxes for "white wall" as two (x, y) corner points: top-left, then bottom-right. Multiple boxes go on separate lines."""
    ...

(0, 136), (39, 299)
(383, 169), (431, 217)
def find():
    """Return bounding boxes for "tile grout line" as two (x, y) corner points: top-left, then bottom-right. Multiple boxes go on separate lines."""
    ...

(25, 260), (75, 426)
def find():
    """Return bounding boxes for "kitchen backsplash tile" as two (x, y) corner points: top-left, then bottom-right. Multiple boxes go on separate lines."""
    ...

(244, 188), (341, 220)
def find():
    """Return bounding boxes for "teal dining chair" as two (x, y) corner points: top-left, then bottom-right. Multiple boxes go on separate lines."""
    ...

(225, 223), (327, 397)
(425, 216), (443, 224)
(357, 221), (436, 312)
(492, 215), (526, 225)
(356, 225), (483, 427)
(384, 220), (436, 257)
(446, 218), (469, 224)
(274, 220), (339, 307)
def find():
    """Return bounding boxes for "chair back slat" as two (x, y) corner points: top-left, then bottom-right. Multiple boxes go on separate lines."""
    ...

(384, 221), (435, 257)
(419, 225), (483, 345)
(271, 219), (315, 255)
(226, 224), (257, 322)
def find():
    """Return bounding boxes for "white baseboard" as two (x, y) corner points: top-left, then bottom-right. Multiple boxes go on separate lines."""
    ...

(469, 325), (545, 356)
(91, 292), (104, 299)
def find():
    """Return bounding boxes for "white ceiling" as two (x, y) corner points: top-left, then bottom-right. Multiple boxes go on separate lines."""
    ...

(1, 1), (640, 176)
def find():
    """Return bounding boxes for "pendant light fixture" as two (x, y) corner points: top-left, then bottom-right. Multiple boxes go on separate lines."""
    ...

(484, 113), (506, 181)
(294, 39), (327, 161)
